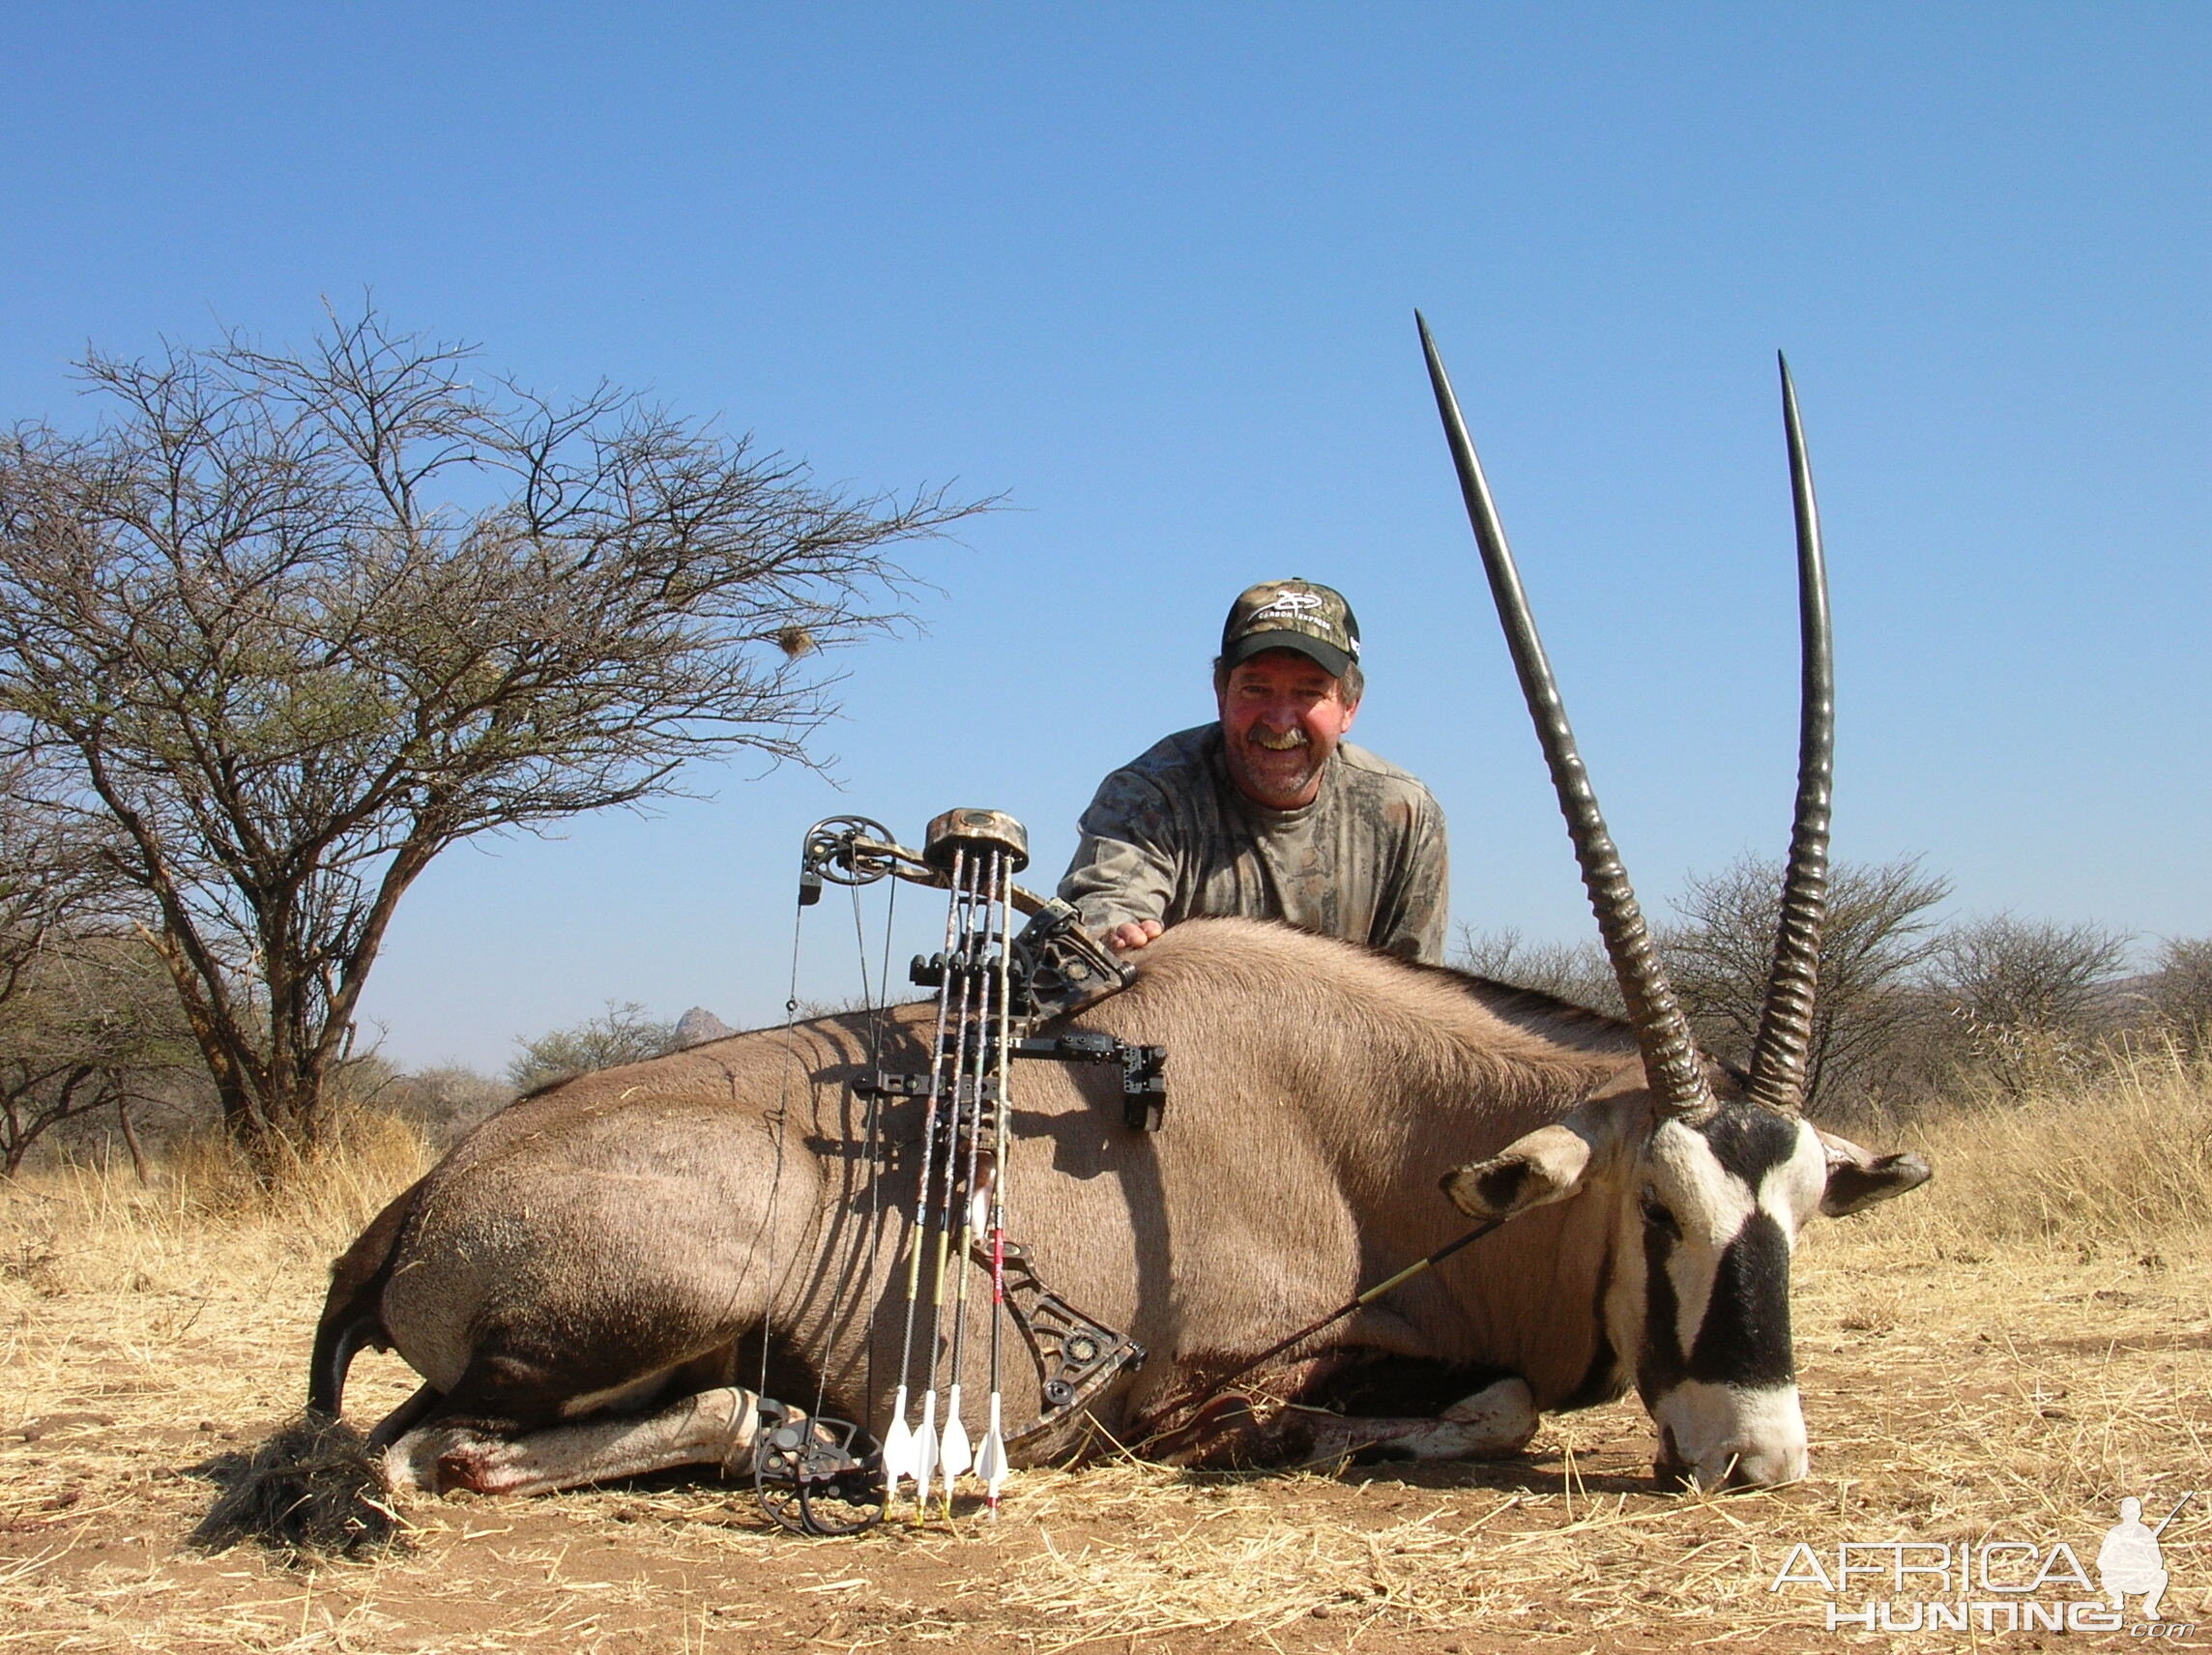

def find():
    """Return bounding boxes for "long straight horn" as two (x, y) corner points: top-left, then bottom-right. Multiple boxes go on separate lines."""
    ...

(1744, 355), (1833, 1114)
(1416, 312), (1715, 1118)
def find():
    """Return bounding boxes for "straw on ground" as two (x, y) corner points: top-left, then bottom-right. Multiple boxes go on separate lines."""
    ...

(3, 1048), (2206, 1652)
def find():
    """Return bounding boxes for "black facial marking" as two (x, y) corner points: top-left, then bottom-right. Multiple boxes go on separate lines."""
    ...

(1637, 1218), (1685, 1408)
(1685, 1209), (1795, 1387)
(1694, 1106), (1802, 1185)
(1637, 1104), (1804, 1404)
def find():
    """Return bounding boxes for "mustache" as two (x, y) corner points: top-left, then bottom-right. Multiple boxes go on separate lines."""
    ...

(1247, 727), (1311, 752)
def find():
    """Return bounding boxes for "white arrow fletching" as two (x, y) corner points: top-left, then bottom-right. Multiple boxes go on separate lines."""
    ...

(975, 1393), (1008, 1497)
(881, 1384), (914, 1492)
(940, 1383), (973, 1488)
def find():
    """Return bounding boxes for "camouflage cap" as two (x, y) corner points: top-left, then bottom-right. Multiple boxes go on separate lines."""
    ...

(1220, 578), (1361, 679)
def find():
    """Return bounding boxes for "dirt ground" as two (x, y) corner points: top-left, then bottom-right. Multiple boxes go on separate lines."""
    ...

(4, 1111), (2208, 1654)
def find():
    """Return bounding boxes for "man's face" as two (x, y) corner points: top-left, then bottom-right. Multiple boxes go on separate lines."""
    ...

(1216, 649), (1359, 809)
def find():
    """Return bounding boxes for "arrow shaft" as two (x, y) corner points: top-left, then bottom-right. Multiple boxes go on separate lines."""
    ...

(940, 851), (1008, 1504)
(980, 855), (1016, 1510)
(888, 854), (970, 1419)
(1179, 1217), (1505, 1415)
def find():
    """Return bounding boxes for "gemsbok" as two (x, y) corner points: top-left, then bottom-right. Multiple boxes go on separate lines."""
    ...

(219, 323), (1930, 1551)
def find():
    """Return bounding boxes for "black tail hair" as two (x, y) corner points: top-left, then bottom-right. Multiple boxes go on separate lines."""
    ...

(192, 1412), (407, 1558)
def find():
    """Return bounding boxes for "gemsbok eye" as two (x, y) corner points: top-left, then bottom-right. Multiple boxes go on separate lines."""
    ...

(1640, 1193), (1680, 1238)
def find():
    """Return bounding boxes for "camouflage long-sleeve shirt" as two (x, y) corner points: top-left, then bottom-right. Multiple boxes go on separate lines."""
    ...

(1056, 724), (1450, 963)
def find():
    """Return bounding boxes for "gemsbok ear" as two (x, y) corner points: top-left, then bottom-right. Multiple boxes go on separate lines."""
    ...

(1441, 1122), (1595, 1220)
(1815, 1128), (1934, 1217)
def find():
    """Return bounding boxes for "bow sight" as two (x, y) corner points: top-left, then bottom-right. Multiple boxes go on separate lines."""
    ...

(801, 811), (1165, 1129)
(751, 810), (1156, 1533)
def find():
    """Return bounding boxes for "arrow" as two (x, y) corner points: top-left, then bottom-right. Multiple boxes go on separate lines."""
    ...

(977, 862), (1018, 1516)
(881, 855), (969, 1502)
(940, 1381), (973, 1494)
(975, 1391), (1008, 1512)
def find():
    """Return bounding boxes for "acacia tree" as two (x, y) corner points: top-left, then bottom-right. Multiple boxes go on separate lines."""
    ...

(2143, 936), (2212, 1053)
(1928, 915), (2134, 1038)
(0, 306), (981, 1167)
(1659, 855), (1953, 1111)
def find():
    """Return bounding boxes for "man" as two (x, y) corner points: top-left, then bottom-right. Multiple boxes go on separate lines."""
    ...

(1057, 578), (1448, 964)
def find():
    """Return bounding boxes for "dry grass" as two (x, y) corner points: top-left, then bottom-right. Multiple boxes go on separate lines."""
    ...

(1874, 1038), (2212, 1253)
(2, 1059), (2206, 1653)
(160, 1111), (438, 1234)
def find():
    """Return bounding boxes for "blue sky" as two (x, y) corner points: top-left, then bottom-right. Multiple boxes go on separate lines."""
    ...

(4, 4), (2204, 1070)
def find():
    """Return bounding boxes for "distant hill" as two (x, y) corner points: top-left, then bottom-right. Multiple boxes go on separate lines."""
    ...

(674, 1006), (735, 1048)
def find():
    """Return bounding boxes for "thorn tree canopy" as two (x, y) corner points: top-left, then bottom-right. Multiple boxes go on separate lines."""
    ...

(1661, 854), (1953, 1112)
(0, 305), (985, 1166)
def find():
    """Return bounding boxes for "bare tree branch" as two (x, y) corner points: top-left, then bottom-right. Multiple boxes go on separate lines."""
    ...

(1659, 854), (1954, 1111)
(0, 302), (988, 1170)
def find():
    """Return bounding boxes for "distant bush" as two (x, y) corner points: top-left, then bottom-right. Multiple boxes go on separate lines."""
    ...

(1659, 856), (1952, 1114)
(1928, 915), (2134, 1035)
(507, 1002), (682, 1094)
(1449, 871), (2212, 1123)
(1453, 925), (1621, 1014)
(377, 1064), (516, 1146)
(2139, 935), (2212, 1054)
(1457, 857), (1952, 1118)
(1917, 915), (2136, 1098)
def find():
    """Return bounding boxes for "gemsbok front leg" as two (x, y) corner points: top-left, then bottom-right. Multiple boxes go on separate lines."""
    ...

(387, 1385), (779, 1496)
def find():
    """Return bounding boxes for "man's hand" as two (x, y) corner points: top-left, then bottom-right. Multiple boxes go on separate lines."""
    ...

(1107, 918), (1165, 953)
